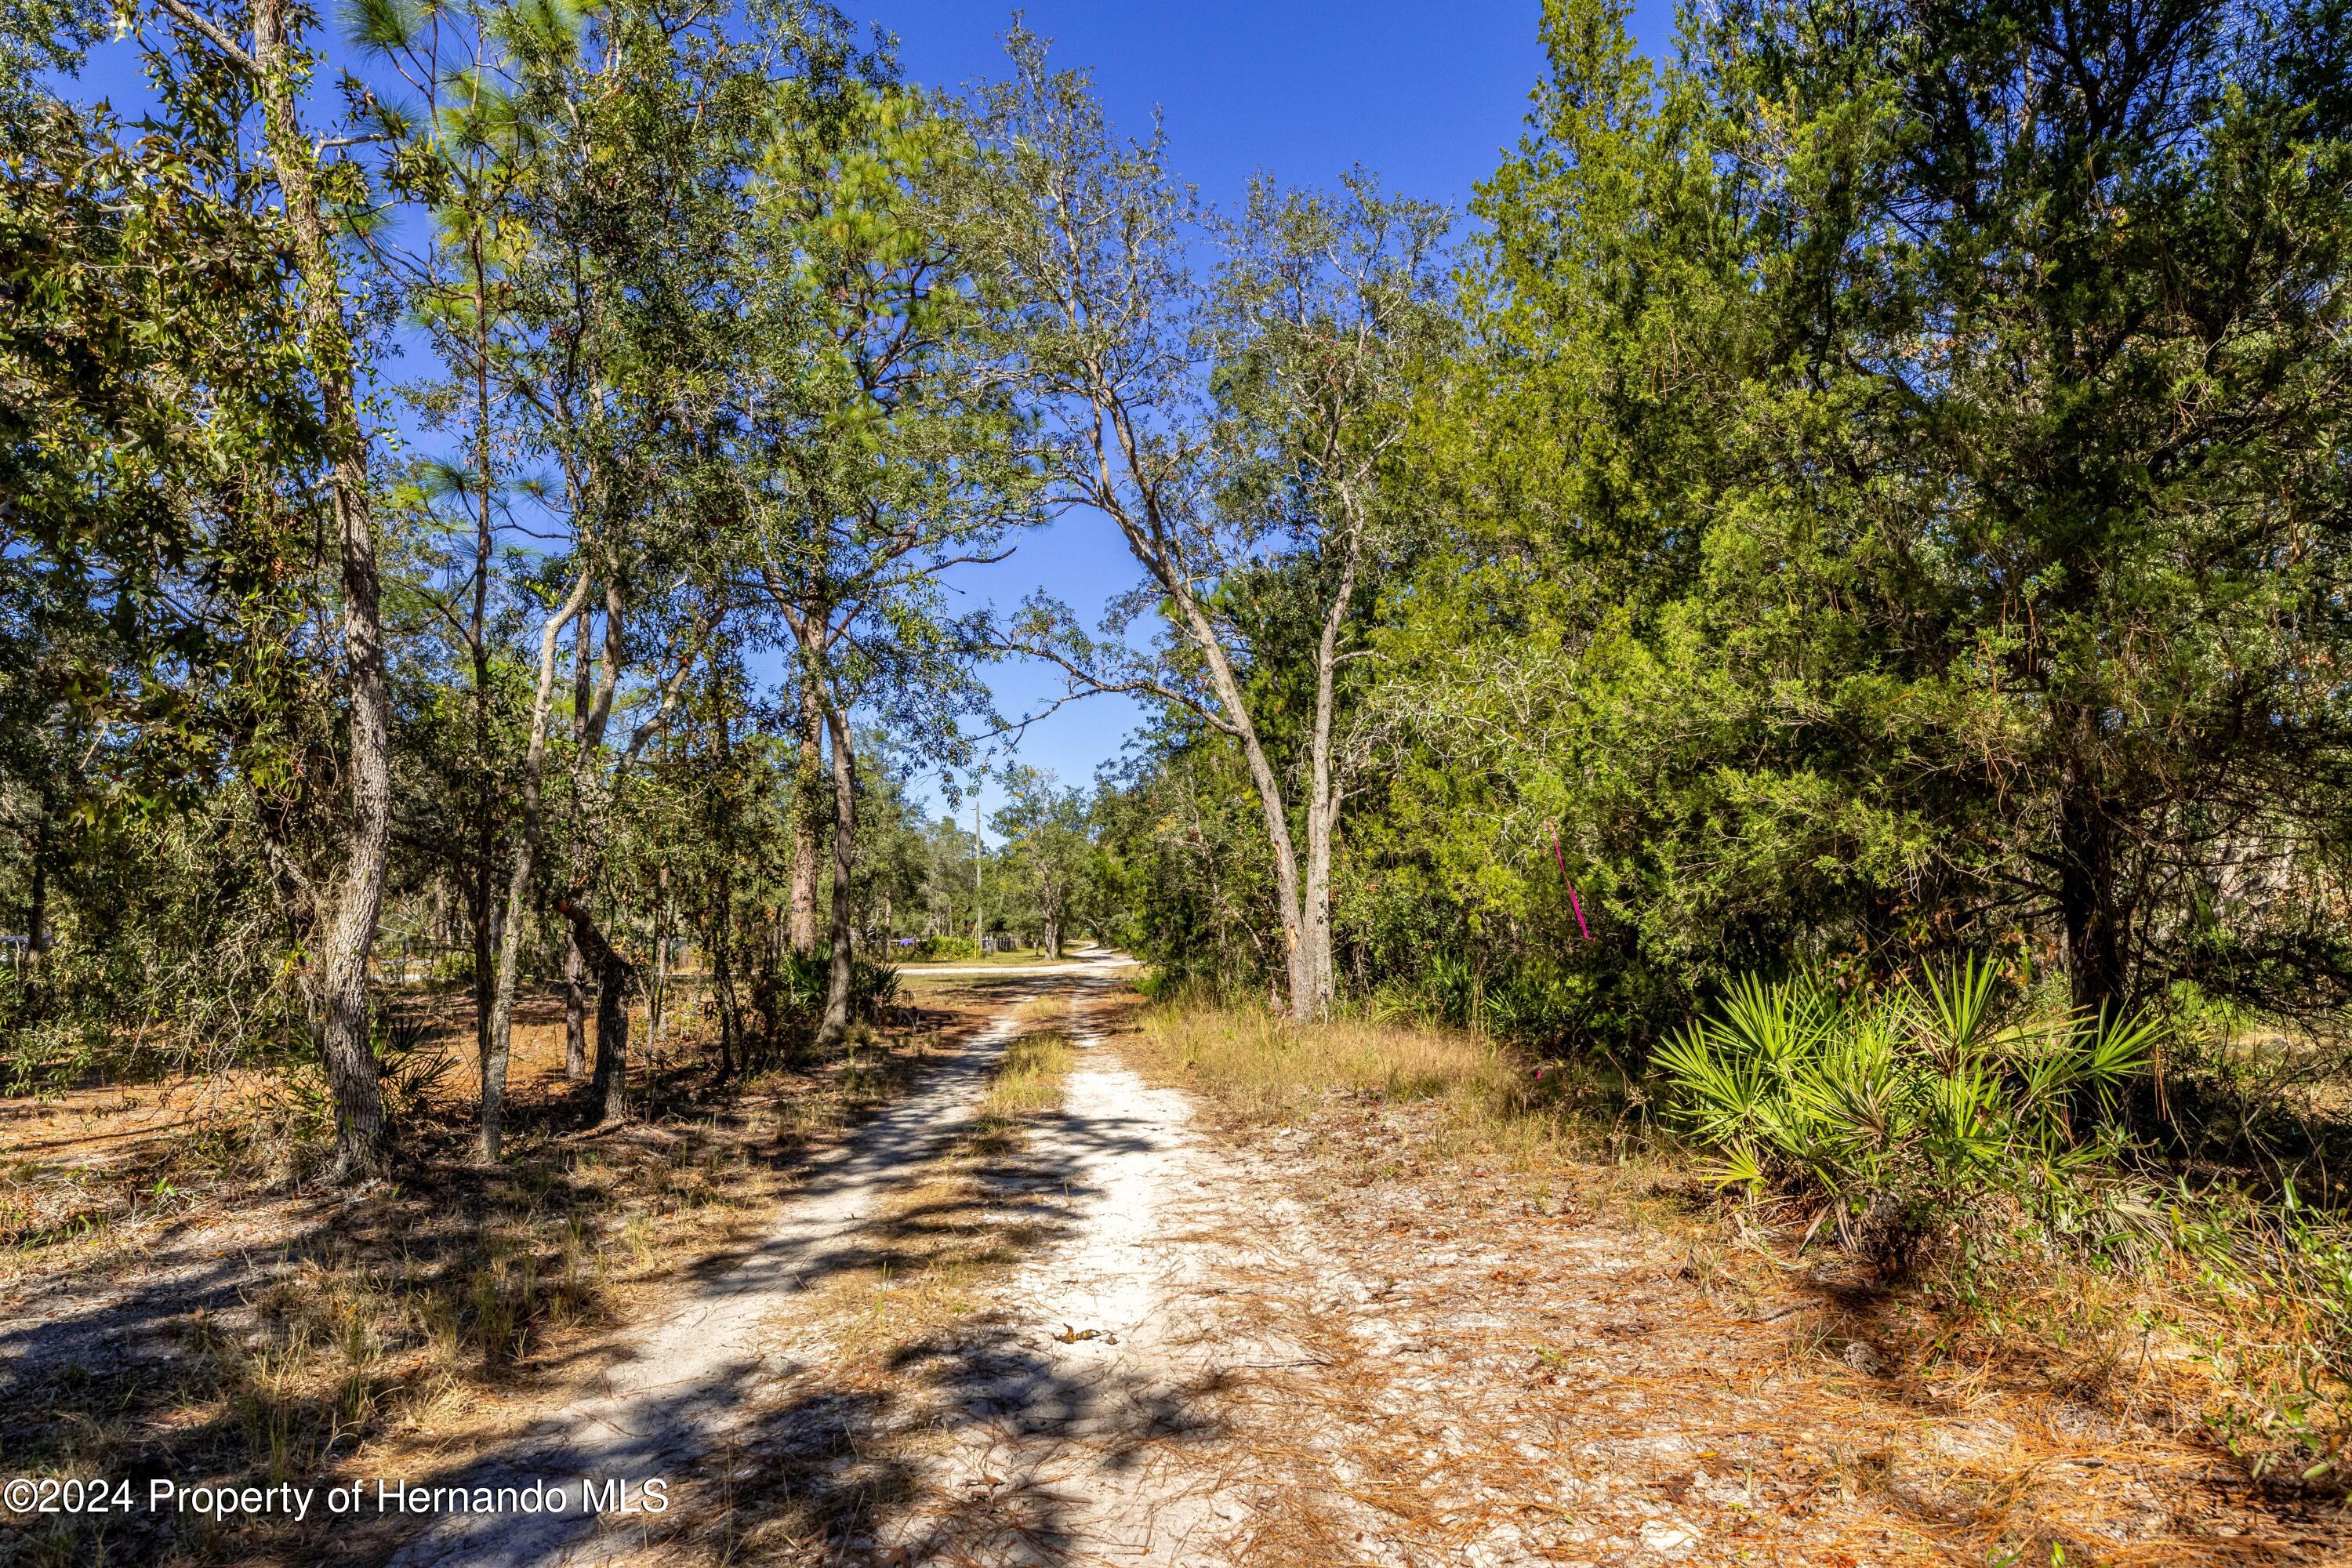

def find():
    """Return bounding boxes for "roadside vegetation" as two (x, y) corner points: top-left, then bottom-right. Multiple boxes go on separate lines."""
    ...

(0, 982), (979, 1568)
(4, 0), (2350, 1551)
(1138, 972), (2352, 1505)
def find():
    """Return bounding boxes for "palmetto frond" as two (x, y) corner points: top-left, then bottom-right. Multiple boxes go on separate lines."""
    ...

(1657, 960), (2158, 1261)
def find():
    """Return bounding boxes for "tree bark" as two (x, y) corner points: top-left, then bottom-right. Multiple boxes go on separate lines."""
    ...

(563, 937), (588, 1077)
(1076, 389), (1344, 1023)
(253, 0), (390, 1181)
(711, 894), (737, 1075)
(2056, 762), (2129, 1020)
(481, 570), (592, 1162)
(470, 844), (495, 1102)
(467, 227), (500, 1120)
(1297, 503), (1365, 1022)
(788, 681), (822, 954)
(709, 659), (741, 1069)
(818, 700), (858, 1047)
(575, 581), (627, 1121)
(24, 786), (50, 1008)
(26, 838), (45, 959)
(1174, 590), (1316, 1020)
(564, 896), (634, 1124)
(649, 862), (670, 1046)
(563, 607), (593, 1078)
(27, 786), (48, 958)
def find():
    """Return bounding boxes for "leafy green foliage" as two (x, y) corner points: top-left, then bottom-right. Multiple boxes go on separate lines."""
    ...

(757, 949), (899, 1030)
(1658, 959), (2157, 1269)
(1315, 0), (2352, 1058)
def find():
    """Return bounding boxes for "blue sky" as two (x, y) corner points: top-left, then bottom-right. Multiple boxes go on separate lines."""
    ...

(870, 1), (1680, 830)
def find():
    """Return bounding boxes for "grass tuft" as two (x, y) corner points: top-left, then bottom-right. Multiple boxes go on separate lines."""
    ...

(1124, 996), (1624, 1171)
(981, 1030), (1074, 1121)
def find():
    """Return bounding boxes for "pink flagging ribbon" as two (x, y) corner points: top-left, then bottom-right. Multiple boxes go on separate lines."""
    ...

(1548, 821), (1591, 942)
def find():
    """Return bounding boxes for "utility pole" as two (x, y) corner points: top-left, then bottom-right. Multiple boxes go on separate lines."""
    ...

(974, 788), (984, 956)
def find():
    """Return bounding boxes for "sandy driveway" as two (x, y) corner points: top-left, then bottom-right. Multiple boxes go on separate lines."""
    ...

(895, 951), (1142, 979)
(366, 974), (1305, 1567)
(854, 979), (1277, 1565)
(378, 996), (1046, 1568)
(353, 978), (2326, 1568)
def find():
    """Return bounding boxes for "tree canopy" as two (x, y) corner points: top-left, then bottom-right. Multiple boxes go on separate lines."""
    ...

(4, 0), (2350, 1161)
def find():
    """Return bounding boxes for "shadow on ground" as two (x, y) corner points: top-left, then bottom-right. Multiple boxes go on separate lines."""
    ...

(0, 985), (995, 1566)
(364, 975), (1208, 1568)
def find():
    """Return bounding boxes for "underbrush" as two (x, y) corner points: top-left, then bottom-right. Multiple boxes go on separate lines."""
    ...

(742, 953), (903, 1062)
(1655, 961), (2157, 1271)
(1137, 974), (2352, 1504)
(0, 1140), (738, 1566)
(0, 994), (958, 1566)
(1656, 961), (2352, 1496)
(1129, 985), (1628, 1169)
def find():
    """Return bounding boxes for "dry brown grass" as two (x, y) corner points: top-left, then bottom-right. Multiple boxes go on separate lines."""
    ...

(1133, 1000), (1505, 1115)
(979, 1029), (1074, 1120)
(1112, 997), (2349, 1563)
(0, 983), (1005, 1568)
(1124, 996), (1654, 1189)
(1010, 993), (1069, 1025)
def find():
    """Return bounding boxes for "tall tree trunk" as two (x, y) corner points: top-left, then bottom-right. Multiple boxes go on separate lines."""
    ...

(1108, 514), (1323, 1019)
(711, 896), (737, 1075)
(481, 571), (592, 1162)
(467, 608), (495, 1117)
(469, 851), (494, 1099)
(566, 897), (633, 1124)
(26, 838), (45, 960)
(818, 702), (858, 1048)
(788, 681), (822, 954)
(2056, 761), (2129, 1020)
(253, 0), (389, 1181)
(27, 785), (48, 958)
(710, 667), (740, 1070)
(467, 228), (499, 1123)
(649, 862), (670, 1045)
(1187, 613), (1315, 1022)
(1296, 514), (1363, 1024)
(563, 608), (593, 1078)
(24, 786), (49, 1008)
(567, 580), (628, 1123)
(563, 937), (588, 1078)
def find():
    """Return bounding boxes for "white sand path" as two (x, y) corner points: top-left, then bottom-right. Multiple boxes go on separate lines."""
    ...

(380, 994), (1046, 1568)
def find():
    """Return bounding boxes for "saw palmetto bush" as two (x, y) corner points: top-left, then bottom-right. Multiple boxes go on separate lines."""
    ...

(754, 952), (904, 1039)
(1657, 959), (2160, 1271)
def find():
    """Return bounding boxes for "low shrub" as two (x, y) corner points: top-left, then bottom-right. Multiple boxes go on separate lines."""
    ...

(754, 950), (902, 1036)
(1656, 958), (2159, 1272)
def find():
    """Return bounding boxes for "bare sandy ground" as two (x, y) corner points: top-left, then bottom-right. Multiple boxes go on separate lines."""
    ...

(329, 978), (2335, 1567)
(855, 981), (1263, 1565)
(352, 975), (1301, 1567)
(374, 1001), (1044, 1568)
(896, 949), (1142, 979)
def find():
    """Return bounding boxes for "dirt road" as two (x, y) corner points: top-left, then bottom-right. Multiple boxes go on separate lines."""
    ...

(365, 975), (1309, 1567)
(377, 999), (1043, 1568)
(353, 978), (2323, 1568)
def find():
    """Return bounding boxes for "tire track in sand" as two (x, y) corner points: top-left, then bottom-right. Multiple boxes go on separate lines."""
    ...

(382, 991), (1045, 1568)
